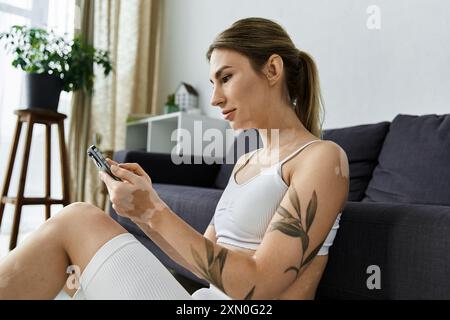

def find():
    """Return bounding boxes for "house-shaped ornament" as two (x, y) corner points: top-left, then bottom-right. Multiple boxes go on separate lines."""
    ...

(175, 82), (199, 112)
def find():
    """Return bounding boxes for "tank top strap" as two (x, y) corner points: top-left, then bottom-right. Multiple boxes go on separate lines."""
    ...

(278, 140), (322, 166)
(235, 148), (260, 172)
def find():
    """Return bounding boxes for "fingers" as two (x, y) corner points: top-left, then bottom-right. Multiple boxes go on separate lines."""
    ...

(117, 163), (148, 177)
(99, 171), (116, 191)
(106, 158), (119, 166)
(110, 165), (139, 184)
(104, 159), (149, 183)
(106, 159), (148, 179)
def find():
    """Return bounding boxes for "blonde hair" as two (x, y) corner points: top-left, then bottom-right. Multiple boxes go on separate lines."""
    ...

(207, 17), (324, 137)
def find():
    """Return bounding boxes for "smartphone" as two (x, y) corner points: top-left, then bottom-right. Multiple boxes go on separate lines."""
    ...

(87, 145), (122, 181)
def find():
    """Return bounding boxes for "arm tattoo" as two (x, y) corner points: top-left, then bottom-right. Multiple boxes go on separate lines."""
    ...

(191, 239), (258, 299)
(190, 238), (228, 293)
(270, 186), (324, 278)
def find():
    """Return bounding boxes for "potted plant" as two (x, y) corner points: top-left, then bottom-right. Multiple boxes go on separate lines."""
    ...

(0, 25), (112, 112)
(163, 94), (179, 114)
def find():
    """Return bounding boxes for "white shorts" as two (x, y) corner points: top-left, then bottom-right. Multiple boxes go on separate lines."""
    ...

(70, 233), (231, 300)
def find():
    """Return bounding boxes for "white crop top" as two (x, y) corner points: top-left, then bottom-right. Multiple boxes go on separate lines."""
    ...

(211, 140), (341, 255)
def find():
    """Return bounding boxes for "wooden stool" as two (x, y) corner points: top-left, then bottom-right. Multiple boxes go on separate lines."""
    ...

(0, 109), (71, 250)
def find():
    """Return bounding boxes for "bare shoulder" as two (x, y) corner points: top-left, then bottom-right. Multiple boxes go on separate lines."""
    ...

(296, 140), (349, 176)
(291, 140), (349, 211)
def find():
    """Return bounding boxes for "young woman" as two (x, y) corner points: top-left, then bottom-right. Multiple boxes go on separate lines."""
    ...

(0, 17), (349, 300)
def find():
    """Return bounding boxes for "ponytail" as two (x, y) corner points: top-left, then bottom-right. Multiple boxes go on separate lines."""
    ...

(293, 50), (324, 138)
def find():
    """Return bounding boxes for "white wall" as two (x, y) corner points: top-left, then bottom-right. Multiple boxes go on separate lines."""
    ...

(157, 0), (450, 129)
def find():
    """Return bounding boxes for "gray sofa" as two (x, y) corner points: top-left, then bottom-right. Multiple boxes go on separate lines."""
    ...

(111, 113), (450, 299)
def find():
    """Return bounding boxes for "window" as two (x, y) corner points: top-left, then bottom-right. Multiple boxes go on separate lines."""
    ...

(0, 0), (75, 253)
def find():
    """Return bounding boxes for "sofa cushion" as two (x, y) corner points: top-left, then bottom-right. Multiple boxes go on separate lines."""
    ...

(323, 121), (390, 201)
(317, 201), (450, 299)
(114, 150), (221, 188)
(154, 183), (223, 231)
(364, 114), (450, 206)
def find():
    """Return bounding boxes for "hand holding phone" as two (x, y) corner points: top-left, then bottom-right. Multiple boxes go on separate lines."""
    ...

(87, 145), (122, 182)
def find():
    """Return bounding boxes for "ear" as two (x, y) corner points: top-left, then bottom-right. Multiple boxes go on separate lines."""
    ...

(263, 54), (284, 86)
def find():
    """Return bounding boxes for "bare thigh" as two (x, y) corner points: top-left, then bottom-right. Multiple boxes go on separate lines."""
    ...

(50, 202), (128, 296)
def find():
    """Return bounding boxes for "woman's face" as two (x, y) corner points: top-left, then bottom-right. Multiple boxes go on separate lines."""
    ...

(209, 49), (270, 130)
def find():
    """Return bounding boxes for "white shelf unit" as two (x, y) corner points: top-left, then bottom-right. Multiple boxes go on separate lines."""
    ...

(125, 112), (231, 158)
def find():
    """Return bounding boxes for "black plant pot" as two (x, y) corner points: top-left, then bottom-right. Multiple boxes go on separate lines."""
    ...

(25, 73), (63, 112)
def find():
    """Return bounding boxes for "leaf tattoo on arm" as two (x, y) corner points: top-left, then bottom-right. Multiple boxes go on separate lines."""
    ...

(190, 238), (229, 293)
(270, 187), (324, 278)
(191, 238), (258, 299)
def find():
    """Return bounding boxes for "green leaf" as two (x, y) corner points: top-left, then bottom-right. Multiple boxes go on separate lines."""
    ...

(281, 217), (301, 225)
(301, 241), (324, 268)
(306, 191), (318, 233)
(190, 246), (207, 275)
(270, 221), (302, 238)
(276, 205), (293, 219)
(0, 25), (112, 95)
(205, 239), (214, 268)
(216, 248), (228, 275)
(299, 229), (309, 254)
(210, 259), (223, 290)
(244, 286), (256, 300)
(289, 186), (301, 218)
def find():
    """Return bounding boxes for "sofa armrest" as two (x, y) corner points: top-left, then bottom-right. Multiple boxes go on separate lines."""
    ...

(317, 201), (450, 299)
(113, 150), (222, 188)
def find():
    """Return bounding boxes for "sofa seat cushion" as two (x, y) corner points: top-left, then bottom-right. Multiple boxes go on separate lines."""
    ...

(364, 114), (450, 206)
(317, 201), (450, 299)
(154, 183), (223, 231)
(323, 121), (390, 201)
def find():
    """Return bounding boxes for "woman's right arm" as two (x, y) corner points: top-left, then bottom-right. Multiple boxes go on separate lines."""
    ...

(135, 223), (217, 279)
(121, 152), (245, 277)
(136, 221), (203, 277)
(106, 157), (200, 275)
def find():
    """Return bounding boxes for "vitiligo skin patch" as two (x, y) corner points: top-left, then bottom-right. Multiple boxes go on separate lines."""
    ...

(337, 148), (349, 179)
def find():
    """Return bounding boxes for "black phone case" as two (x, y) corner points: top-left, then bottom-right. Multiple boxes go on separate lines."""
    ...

(87, 145), (122, 181)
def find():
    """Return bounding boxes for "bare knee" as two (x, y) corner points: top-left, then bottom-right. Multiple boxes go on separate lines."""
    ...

(51, 202), (128, 265)
(59, 202), (105, 218)
(48, 202), (128, 297)
(52, 202), (111, 224)
(49, 202), (127, 240)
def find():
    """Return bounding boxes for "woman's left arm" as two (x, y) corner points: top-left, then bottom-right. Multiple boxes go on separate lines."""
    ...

(100, 141), (349, 300)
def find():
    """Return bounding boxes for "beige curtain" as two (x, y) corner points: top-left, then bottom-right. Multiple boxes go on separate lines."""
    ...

(69, 0), (162, 208)
(68, 0), (94, 204)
